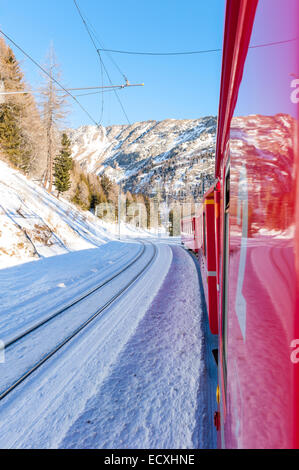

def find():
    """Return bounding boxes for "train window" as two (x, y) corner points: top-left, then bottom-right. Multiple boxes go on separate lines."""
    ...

(222, 164), (230, 392)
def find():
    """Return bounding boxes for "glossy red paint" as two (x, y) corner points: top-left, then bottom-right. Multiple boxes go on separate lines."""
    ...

(215, 0), (299, 449)
(214, 182), (221, 288)
(185, 186), (219, 334)
(181, 216), (199, 252)
(181, 0), (299, 449)
(204, 193), (218, 335)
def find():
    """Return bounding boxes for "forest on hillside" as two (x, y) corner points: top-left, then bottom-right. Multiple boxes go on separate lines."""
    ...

(0, 37), (154, 224)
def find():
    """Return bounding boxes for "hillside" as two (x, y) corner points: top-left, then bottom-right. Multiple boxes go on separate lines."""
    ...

(68, 116), (217, 200)
(0, 160), (155, 268)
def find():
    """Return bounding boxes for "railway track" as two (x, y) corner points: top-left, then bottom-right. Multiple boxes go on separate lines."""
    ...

(4, 242), (146, 349)
(0, 241), (157, 401)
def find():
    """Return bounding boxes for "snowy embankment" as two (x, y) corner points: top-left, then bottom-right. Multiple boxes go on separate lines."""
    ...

(0, 161), (210, 449)
(0, 160), (158, 269)
(0, 245), (210, 449)
(60, 247), (209, 449)
(0, 242), (141, 344)
(0, 243), (172, 448)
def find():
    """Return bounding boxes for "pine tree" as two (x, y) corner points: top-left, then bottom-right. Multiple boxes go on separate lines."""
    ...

(54, 133), (73, 198)
(0, 39), (29, 172)
(0, 37), (44, 175)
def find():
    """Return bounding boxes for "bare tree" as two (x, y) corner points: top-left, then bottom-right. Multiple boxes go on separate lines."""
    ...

(40, 43), (68, 192)
(21, 85), (46, 178)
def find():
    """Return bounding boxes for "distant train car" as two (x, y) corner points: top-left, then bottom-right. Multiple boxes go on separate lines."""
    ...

(183, 0), (299, 449)
(181, 215), (199, 252)
(197, 186), (219, 336)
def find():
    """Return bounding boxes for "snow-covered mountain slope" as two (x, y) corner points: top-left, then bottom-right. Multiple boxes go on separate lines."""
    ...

(68, 116), (217, 199)
(0, 160), (118, 268)
(0, 161), (129, 268)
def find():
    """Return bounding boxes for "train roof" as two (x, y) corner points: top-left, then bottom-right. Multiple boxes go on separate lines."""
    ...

(215, 0), (258, 178)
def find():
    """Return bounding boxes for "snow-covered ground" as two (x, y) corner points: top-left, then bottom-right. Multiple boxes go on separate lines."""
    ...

(0, 242), (171, 448)
(0, 241), (142, 344)
(0, 244), (213, 449)
(60, 246), (210, 449)
(0, 162), (213, 449)
(0, 161), (108, 268)
(0, 160), (165, 269)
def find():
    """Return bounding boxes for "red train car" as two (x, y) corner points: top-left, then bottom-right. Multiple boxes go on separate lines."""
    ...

(197, 186), (219, 335)
(214, 0), (299, 449)
(181, 215), (200, 252)
(182, 0), (299, 448)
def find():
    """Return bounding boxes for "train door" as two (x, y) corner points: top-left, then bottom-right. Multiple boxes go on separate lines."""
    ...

(203, 211), (207, 257)
(221, 161), (230, 393)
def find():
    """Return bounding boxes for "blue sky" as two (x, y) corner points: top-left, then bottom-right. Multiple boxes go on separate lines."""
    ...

(0, 0), (226, 128)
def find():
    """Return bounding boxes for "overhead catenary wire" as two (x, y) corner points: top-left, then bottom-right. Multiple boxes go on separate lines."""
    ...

(71, 0), (128, 82)
(73, 0), (131, 125)
(98, 47), (222, 56)
(0, 29), (99, 126)
(86, 18), (128, 125)
(72, 0), (106, 124)
(98, 37), (297, 56)
(74, 89), (125, 97)
(0, 84), (144, 97)
(99, 46), (104, 123)
(61, 85), (143, 91)
(83, 11), (128, 82)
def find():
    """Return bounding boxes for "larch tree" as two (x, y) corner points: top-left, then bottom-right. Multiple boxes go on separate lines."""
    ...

(40, 43), (68, 192)
(101, 174), (113, 198)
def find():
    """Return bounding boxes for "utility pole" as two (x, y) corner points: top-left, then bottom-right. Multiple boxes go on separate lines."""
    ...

(0, 80), (5, 104)
(118, 180), (122, 240)
(154, 183), (161, 238)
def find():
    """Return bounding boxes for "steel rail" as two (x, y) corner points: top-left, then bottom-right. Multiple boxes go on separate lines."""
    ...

(0, 242), (157, 401)
(4, 242), (146, 350)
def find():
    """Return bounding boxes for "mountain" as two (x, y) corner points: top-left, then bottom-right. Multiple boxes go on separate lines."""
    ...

(68, 116), (217, 200)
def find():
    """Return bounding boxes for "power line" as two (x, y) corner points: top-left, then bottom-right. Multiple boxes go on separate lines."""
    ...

(249, 37), (297, 49)
(72, 0), (105, 124)
(99, 45), (104, 124)
(74, 89), (125, 97)
(62, 85), (144, 91)
(98, 47), (222, 56)
(101, 57), (131, 124)
(98, 37), (297, 56)
(85, 19), (130, 125)
(0, 84), (143, 99)
(73, 0), (101, 57)
(83, 12), (128, 82)
(97, 47), (131, 125)
(0, 29), (99, 126)
(72, 0), (128, 82)
(73, 0), (131, 125)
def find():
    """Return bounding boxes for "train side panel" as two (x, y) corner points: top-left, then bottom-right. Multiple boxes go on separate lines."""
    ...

(181, 217), (199, 252)
(216, 0), (299, 449)
(197, 190), (219, 335)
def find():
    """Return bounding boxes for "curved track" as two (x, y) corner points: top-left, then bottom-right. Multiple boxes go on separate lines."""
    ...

(0, 241), (157, 401)
(4, 242), (146, 349)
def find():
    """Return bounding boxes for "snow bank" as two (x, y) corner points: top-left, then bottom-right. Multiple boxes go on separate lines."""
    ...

(0, 241), (141, 342)
(59, 246), (206, 449)
(0, 243), (172, 448)
(0, 161), (167, 269)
